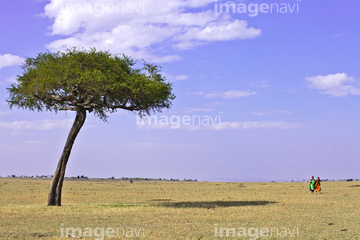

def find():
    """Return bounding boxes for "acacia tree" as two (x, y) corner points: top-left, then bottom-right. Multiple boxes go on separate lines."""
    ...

(7, 48), (175, 206)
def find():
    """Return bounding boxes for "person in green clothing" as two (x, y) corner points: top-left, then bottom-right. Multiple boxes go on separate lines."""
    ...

(309, 176), (315, 193)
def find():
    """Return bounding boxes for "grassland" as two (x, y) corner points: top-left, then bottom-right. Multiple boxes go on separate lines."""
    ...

(0, 178), (359, 239)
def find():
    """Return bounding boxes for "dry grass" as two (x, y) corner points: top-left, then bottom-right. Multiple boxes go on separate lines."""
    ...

(0, 178), (359, 239)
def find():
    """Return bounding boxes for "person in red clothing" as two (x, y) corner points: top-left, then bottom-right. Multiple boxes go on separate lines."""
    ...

(315, 177), (321, 193)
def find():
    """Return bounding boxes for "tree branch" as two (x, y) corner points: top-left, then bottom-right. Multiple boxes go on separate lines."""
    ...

(108, 105), (140, 111)
(34, 94), (76, 111)
(50, 95), (75, 102)
(54, 103), (76, 111)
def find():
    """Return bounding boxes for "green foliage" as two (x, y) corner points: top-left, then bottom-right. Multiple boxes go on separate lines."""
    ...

(7, 48), (175, 120)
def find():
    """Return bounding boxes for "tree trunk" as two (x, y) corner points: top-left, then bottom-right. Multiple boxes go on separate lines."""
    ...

(47, 107), (86, 206)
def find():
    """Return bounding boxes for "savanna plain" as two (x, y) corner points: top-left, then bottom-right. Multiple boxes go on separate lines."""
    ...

(0, 178), (359, 240)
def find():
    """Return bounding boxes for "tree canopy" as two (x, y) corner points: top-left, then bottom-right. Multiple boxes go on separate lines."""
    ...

(6, 48), (175, 206)
(7, 48), (175, 120)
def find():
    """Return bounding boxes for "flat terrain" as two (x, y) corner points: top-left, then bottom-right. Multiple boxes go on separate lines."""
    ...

(0, 178), (359, 239)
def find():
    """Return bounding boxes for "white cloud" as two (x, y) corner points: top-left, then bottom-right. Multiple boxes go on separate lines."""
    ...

(123, 142), (198, 150)
(0, 111), (12, 117)
(205, 90), (257, 99)
(24, 140), (48, 144)
(0, 54), (24, 69)
(0, 76), (17, 85)
(186, 90), (257, 99)
(306, 73), (360, 97)
(185, 91), (205, 96)
(163, 73), (189, 81)
(210, 121), (302, 130)
(249, 81), (269, 88)
(183, 108), (215, 113)
(203, 101), (225, 106)
(250, 111), (270, 116)
(43, 0), (261, 62)
(0, 119), (73, 131)
(250, 110), (292, 116)
(5, 76), (17, 83)
(138, 121), (302, 131)
(173, 19), (261, 50)
(271, 110), (292, 114)
(284, 89), (296, 94)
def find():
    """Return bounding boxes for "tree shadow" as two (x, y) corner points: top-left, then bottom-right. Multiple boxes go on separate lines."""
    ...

(161, 201), (277, 209)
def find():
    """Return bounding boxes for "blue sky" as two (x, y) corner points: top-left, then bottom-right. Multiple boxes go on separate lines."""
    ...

(0, 0), (359, 181)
